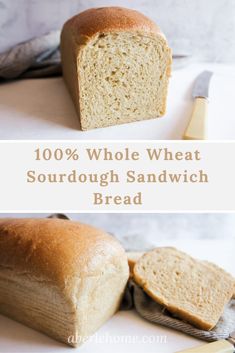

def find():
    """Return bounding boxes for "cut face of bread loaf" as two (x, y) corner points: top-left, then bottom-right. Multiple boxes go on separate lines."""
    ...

(133, 247), (234, 330)
(61, 7), (172, 130)
(0, 218), (129, 346)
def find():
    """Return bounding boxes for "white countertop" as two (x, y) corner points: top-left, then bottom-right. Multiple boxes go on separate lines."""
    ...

(0, 239), (234, 353)
(0, 63), (235, 140)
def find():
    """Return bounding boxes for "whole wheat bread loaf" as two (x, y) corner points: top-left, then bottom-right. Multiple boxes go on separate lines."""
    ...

(0, 218), (129, 346)
(61, 7), (172, 130)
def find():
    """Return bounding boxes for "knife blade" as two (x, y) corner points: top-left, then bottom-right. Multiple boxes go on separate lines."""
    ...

(192, 70), (213, 99)
(183, 70), (213, 140)
(176, 330), (235, 353)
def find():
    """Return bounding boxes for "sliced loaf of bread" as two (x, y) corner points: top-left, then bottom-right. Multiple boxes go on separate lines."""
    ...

(133, 247), (235, 330)
(61, 7), (172, 130)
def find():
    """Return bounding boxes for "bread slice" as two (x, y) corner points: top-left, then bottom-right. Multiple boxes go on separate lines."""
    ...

(128, 251), (235, 298)
(0, 218), (129, 346)
(61, 7), (172, 130)
(203, 260), (235, 300)
(133, 247), (235, 330)
(127, 252), (144, 277)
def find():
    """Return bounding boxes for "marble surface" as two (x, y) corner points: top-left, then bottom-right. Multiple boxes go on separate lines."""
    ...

(0, 0), (235, 62)
(1, 213), (235, 251)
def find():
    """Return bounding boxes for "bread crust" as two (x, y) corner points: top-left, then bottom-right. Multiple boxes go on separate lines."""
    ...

(62, 7), (164, 43)
(127, 252), (144, 277)
(0, 218), (129, 346)
(0, 218), (126, 294)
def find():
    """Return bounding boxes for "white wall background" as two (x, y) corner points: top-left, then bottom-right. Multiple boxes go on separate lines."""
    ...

(1, 214), (234, 250)
(0, 0), (235, 62)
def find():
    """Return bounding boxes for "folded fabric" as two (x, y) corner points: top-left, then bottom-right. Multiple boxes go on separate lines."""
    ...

(122, 280), (235, 342)
(0, 31), (61, 80)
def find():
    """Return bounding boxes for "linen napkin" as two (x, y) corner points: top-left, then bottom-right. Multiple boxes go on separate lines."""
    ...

(0, 31), (61, 80)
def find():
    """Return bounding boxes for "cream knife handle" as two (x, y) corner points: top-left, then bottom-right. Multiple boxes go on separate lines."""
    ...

(176, 340), (234, 353)
(183, 97), (208, 140)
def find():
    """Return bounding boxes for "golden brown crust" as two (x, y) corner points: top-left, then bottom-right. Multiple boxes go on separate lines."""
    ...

(63, 7), (163, 42)
(127, 252), (144, 277)
(0, 218), (127, 295)
(0, 218), (129, 346)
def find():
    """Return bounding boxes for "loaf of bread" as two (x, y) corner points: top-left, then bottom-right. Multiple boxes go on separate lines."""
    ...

(61, 7), (172, 130)
(0, 218), (129, 346)
(133, 247), (235, 330)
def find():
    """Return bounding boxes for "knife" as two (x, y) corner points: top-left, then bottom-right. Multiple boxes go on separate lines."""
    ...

(176, 330), (235, 353)
(183, 70), (213, 140)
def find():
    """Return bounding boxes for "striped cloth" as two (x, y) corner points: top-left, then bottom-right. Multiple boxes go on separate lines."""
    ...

(122, 280), (235, 342)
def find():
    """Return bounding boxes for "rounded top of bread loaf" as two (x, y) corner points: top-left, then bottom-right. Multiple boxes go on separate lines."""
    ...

(0, 218), (128, 293)
(63, 7), (163, 40)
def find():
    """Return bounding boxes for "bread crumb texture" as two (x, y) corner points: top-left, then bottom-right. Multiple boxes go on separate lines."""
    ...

(133, 247), (235, 330)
